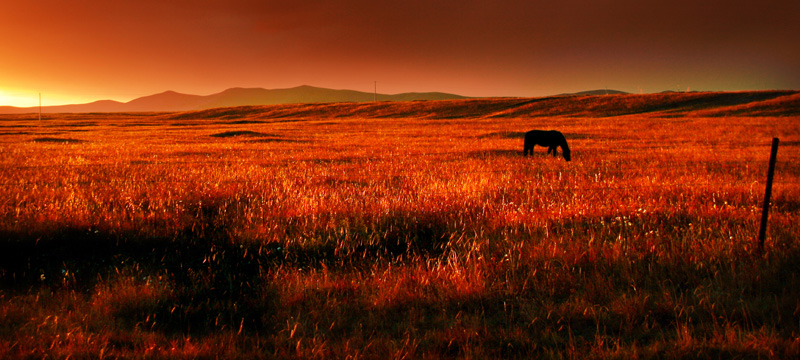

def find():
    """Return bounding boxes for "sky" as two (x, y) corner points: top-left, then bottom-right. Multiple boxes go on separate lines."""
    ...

(2, 0), (799, 107)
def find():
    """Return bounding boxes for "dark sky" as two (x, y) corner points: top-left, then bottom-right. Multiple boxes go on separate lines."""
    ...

(2, 0), (799, 106)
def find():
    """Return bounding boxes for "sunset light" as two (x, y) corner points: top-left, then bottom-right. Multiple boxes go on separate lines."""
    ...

(1, 0), (799, 108)
(1, 0), (799, 358)
(0, 89), (96, 108)
(0, 89), (36, 108)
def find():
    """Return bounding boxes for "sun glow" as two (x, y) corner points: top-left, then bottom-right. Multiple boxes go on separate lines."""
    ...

(0, 89), (39, 108)
(0, 89), (97, 108)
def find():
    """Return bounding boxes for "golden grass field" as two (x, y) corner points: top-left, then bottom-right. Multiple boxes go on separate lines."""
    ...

(1, 91), (799, 358)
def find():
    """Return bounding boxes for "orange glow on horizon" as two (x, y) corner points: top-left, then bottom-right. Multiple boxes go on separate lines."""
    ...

(0, 89), (103, 108)
(0, 90), (39, 108)
(1, 1), (798, 107)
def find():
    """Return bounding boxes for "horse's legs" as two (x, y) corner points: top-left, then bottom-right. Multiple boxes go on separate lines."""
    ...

(548, 146), (558, 156)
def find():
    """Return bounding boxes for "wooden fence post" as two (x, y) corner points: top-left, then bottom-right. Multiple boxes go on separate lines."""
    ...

(758, 137), (779, 255)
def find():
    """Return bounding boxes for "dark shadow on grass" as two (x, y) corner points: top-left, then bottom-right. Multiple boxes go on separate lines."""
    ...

(467, 149), (522, 158)
(44, 121), (98, 128)
(32, 137), (84, 143)
(219, 120), (266, 125)
(0, 203), (453, 336)
(478, 131), (526, 139)
(112, 122), (161, 127)
(0, 224), (269, 336)
(209, 130), (278, 138)
(246, 138), (309, 144)
(169, 122), (206, 127)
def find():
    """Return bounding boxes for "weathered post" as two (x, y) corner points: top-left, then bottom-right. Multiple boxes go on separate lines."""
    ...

(758, 138), (779, 255)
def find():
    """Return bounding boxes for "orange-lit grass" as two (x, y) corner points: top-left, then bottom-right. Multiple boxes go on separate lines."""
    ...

(1, 100), (799, 358)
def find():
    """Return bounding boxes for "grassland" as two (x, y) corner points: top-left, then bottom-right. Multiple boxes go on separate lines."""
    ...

(1, 91), (799, 358)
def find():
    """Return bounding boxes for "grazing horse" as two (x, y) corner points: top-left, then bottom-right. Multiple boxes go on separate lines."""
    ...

(523, 130), (571, 161)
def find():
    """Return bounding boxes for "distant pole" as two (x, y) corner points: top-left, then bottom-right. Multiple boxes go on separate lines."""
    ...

(758, 137), (780, 255)
(39, 93), (42, 121)
(374, 81), (377, 102)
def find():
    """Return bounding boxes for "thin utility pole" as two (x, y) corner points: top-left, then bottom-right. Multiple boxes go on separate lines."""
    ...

(39, 93), (42, 121)
(374, 81), (377, 102)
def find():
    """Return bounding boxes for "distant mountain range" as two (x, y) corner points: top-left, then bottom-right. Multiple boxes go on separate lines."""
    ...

(2, 88), (795, 118)
(0, 85), (470, 114)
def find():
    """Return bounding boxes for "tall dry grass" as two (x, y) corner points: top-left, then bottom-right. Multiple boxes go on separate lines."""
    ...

(1, 96), (799, 358)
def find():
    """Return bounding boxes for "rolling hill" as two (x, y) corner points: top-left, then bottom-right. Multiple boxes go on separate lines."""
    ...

(158, 90), (800, 120)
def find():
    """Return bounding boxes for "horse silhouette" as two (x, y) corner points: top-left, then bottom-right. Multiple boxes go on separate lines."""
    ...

(523, 130), (571, 161)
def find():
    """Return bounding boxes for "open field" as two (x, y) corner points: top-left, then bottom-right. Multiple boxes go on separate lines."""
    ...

(1, 91), (800, 358)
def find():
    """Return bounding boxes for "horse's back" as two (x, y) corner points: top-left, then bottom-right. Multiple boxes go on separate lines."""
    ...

(525, 130), (563, 146)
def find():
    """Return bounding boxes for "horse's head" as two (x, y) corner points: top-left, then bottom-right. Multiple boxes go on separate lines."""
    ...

(557, 133), (571, 161)
(561, 139), (572, 161)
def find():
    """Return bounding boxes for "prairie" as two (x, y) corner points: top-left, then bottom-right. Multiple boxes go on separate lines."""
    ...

(1, 91), (799, 358)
